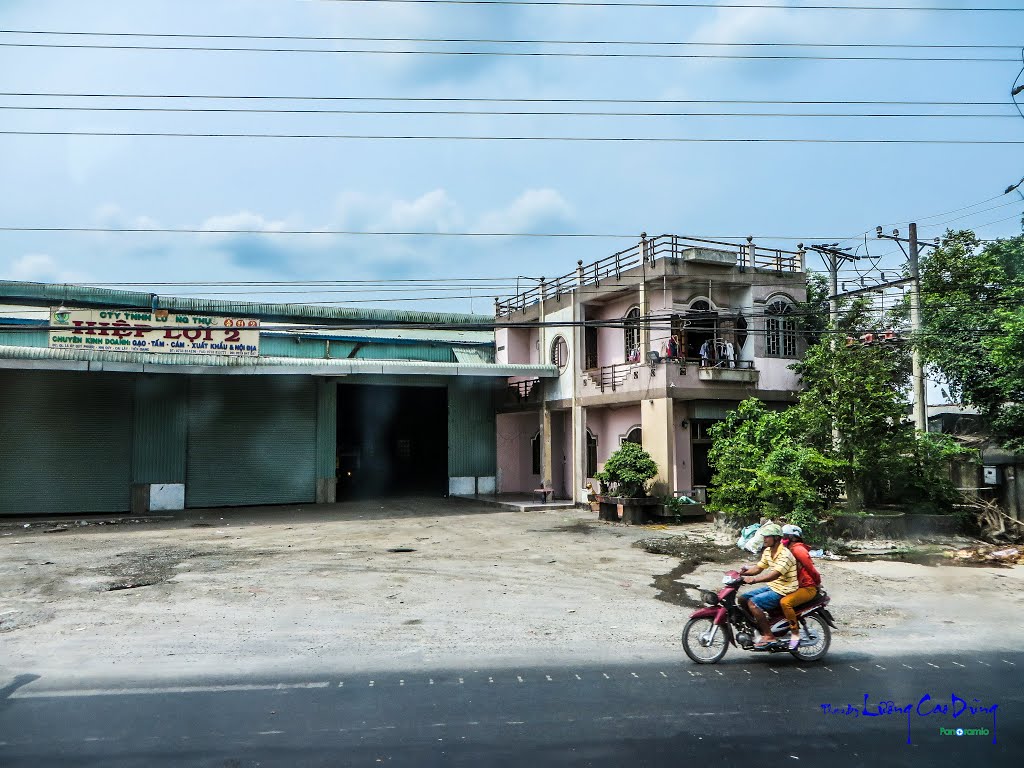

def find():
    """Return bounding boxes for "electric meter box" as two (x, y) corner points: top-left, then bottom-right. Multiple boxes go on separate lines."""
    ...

(983, 466), (1000, 485)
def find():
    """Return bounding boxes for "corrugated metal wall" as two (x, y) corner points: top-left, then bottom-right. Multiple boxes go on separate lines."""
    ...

(315, 379), (336, 484)
(132, 375), (188, 484)
(447, 378), (498, 477)
(185, 376), (318, 507)
(0, 370), (133, 514)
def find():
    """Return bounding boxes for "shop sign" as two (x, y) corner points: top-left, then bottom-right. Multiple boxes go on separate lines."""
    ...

(49, 308), (260, 357)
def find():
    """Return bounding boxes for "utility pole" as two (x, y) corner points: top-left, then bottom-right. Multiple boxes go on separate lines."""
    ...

(807, 242), (858, 341)
(907, 223), (927, 433)
(876, 224), (937, 434)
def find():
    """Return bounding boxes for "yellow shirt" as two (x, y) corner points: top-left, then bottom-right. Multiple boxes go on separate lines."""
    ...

(756, 544), (799, 596)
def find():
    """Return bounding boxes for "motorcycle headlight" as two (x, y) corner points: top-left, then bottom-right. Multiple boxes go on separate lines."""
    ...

(701, 590), (719, 606)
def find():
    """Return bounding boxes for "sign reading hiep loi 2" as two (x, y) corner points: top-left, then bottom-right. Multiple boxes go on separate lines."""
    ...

(49, 308), (260, 357)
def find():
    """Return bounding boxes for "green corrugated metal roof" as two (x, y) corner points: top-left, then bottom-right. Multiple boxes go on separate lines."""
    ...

(0, 343), (556, 377)
(0, 280), (494, 327)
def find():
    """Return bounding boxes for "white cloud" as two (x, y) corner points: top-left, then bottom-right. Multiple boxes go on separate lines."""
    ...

(197, 211), (288, 242)
(5, 253), (85, 283)
(474, 189), (574, 234)
(386, 189), (464, 232)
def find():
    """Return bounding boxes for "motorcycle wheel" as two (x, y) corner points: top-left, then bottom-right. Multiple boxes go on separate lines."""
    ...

(681, 617), (729, 664)
(790, 613), (831, 662)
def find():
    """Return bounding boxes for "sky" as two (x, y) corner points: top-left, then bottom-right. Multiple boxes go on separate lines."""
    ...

(0, 0), (1022, 313)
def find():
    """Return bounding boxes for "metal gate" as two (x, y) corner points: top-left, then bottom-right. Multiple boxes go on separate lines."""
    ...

(185, 376), (317, 508)
(0, 370), (133, 514)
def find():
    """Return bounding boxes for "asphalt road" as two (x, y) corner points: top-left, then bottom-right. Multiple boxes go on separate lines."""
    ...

(1, 651), (1019, 768)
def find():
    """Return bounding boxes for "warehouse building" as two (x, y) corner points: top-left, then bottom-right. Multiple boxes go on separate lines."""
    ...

(0, 281), (554, 516)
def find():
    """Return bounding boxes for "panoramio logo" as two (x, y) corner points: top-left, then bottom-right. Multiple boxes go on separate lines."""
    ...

(939, 727), (991, 737)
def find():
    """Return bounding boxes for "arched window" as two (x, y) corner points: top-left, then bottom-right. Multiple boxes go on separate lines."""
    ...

(766, 300), (797, 357)
(622, 426), (642, 446)
(623, 306), (641, 362)
(550, 335), (569, 372)
(586, 429), (598, 478)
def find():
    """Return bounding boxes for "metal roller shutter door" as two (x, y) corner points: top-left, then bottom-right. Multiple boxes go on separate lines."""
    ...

(186, 376), (317, 507)
(0, 370), (133, 515)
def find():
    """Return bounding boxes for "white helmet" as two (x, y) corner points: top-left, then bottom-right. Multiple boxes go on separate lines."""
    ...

(782, 524), (803, 539)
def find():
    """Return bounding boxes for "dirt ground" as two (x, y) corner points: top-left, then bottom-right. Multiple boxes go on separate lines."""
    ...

(2, 498), (1022, 686)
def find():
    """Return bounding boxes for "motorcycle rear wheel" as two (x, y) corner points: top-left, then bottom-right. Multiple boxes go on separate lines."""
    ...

(682, 617), (729, 664)
(790, 613), (831, 662)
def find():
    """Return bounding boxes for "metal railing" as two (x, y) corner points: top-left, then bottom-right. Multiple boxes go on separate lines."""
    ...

(506, 377), (541, 403)
(495, 234), (803, 317)
(583, 363), (638, 393)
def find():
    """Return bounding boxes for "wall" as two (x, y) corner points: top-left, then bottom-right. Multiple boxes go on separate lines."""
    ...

(496, 327), (532, 365)
(541, 304), (575, 402)
(496, 411), (541, 492)
(674, 406), (693, 491)
(592, 294), (639, 369)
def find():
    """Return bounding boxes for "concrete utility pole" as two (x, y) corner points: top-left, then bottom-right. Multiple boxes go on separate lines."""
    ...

(907, 223), (928, 433)
(875, 224), (937, 434)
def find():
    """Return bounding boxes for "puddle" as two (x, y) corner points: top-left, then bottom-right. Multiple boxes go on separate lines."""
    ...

(637, 537), (737, 608)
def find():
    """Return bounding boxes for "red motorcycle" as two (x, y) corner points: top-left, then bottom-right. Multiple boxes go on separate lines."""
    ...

(681, 570), (836, 664)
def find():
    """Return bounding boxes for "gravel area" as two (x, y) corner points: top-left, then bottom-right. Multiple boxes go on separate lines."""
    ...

(1, 498), (1021, 686)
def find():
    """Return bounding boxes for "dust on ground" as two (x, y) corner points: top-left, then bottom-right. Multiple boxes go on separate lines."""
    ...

(1, 500), (1020, 686)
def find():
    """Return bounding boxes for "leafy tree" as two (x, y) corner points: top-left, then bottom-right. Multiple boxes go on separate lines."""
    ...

(918, 231), (1024, 452)
(593, 441), (659, 498)
(707, 400), (843, 530)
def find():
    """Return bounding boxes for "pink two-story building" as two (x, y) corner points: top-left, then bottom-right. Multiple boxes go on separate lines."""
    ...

(495, 234), (807, 504)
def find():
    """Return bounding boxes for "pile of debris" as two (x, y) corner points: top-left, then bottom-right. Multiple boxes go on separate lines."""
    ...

(943, 544), (1024, 566)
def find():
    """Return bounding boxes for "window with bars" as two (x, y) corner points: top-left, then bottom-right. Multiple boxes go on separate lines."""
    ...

(550, 335), (569, 372)
(586, 430), (598, 478)
(623, 306), (641, 361)
(766, 301), (797, 358)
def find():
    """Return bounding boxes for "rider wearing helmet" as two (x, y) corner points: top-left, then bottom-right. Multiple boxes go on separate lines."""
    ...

(780, 524), (822, 650)
(738, 523), (799, 649)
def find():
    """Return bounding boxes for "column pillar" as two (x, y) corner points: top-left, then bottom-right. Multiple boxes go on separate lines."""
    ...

(641, 397), (675, 497)
(541, 405), (553, 490)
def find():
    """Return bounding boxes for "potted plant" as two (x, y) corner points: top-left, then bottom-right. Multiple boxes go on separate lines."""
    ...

(593, 442), (661, 524)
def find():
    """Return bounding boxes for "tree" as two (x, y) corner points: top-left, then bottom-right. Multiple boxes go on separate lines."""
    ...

(918, 231), (1024, 452)
(707, 400), (842, 534)
(593, 441), (659, 498)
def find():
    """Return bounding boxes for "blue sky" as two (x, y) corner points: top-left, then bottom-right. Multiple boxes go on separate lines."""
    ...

(0, 0), (1021, 312)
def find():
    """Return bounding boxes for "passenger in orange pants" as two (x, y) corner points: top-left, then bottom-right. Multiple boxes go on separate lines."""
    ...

(780, 524), (821, 650)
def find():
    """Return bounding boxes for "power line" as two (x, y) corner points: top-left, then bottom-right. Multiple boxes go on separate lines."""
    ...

(0, 92), (1009, 107)
(1, 130), (1019, 143)
(2, 29), (1018, 49)
(311, 0), (1024, 12)
(0, 40), (1015, 61)
(1, 104), (1015, 118)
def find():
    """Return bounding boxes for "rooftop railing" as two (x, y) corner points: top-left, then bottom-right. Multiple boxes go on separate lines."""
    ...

(495, 234), (804, 317)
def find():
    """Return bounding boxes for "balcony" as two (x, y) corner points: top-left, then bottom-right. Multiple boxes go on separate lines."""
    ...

(696, 360), (759, 384)
(505, 377), (542, 407)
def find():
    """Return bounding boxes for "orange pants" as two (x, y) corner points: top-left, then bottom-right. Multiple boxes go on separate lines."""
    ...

(780, 586), (818, 632)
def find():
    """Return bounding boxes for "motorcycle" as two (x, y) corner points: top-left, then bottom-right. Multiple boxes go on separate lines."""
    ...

(681, 569), (836, 664)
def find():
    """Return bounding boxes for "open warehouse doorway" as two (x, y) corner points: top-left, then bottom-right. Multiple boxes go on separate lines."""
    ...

(336, 383), (449, 499)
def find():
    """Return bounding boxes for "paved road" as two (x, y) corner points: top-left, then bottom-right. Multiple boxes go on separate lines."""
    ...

(1, 651), (1019, 767)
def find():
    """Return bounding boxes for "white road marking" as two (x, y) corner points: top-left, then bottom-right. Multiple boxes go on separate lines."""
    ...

(458, 677), (464, 685)
(631, 673), (639, 679)
(659, 672), (668, 678)
(517, 675), (524, 683)
(977, 661), (990, 667)
(687, 671), (695, 677)
(429, 679), (434, 685)
(488, 677), (494, 684)
(546, 675), (553, 681)
(715, 670), (724, 676)
(506, 721), (525, 726)
(257, 731), (283, 736)
(823, 667), (833, 673)
(770, 669), (779, 675)
(399, 680), (405, 686)
(603, 673), (610, 679)
(849, 666), (860, 672)
(337, 682), (344, 687)
(743, 670), (751, 675)
(795, 667), (807, 673)
(369, 681), (375, 687)
(951, 662), (965, 668)
(431, 723), (446, 728)
(927, 663), (940, 669)
(1003, 660), (1016, 666)
(13, 682), (331, 699)
(875, 665), (886, 670)
(902, 664), (914, 669)
(575, 674), (582, 680)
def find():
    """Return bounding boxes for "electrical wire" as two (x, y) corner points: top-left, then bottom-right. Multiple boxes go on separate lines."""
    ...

(1, 130), (1019, 143)
(0, 92), (1010, 106)
(310, 0), (1024, 12)
(0, 40), (1016, 61)
(1, 30), (1018, 50)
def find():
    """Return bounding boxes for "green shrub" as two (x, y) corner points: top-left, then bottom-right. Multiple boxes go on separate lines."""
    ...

(594, 441), (659, 498)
